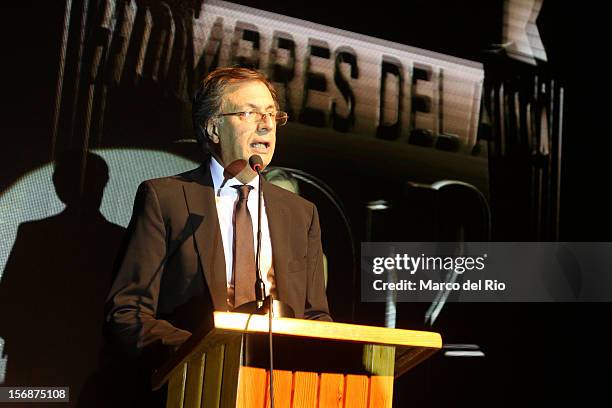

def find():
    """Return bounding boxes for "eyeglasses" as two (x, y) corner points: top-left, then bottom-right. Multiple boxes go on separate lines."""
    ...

(218, 111), (288, 126)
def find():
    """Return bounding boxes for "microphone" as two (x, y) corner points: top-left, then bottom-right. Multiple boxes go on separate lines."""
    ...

(249, 155), (266, 307)
(249, 155), (264, 173)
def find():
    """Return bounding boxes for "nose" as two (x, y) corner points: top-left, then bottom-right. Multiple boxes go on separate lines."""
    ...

(257, 113), (275, 131)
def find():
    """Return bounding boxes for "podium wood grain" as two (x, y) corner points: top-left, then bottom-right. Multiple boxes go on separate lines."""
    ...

(293, 371), (318, 408)
(184, 353), (205, 408)
(236, 367), (267, 408)
(202, 344), (224, 408)
(166, 363), (187, 408)
(265, 369), (292, 408)
(344, 375), (369, 408)
(318, 373), (344, 407)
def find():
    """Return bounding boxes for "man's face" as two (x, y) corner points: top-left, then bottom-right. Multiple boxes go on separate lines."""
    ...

(211, 80), (277, 182)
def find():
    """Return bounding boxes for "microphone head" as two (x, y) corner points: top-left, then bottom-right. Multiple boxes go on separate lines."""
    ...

(248, 155), (264, 172)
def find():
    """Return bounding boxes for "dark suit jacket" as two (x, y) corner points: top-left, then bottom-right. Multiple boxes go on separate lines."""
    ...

(105, 161), (331, 364)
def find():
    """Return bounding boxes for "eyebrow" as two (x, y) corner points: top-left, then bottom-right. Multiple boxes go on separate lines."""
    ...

(242, 102), (276, 111)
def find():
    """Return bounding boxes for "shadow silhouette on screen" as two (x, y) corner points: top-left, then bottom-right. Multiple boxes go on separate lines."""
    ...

(0, 150), (125, 407)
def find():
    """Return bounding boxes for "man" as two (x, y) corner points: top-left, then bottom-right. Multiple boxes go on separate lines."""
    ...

(105, 67), (331, 381)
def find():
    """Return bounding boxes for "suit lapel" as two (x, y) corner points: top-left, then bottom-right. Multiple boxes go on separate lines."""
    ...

(182, 163), (228, 311)
(262, 181), (290, 300)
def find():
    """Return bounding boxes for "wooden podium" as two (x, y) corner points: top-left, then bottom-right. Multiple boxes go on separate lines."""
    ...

(152, 312), (442, 407)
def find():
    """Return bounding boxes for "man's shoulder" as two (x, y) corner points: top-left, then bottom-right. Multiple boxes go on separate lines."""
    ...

(141, 165), (208, 192)
(264, 181), (315, 211)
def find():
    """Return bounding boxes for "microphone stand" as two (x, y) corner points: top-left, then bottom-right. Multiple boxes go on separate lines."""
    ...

(256, 165), (274, 408)
(268, 292), (275, 408)
(254, 167), (266, 308)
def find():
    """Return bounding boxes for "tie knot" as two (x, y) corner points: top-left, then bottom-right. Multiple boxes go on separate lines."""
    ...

(232, 184), (253, 200)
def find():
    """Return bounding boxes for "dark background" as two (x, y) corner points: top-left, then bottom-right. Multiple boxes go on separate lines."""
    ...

(1, 1), (610, 406)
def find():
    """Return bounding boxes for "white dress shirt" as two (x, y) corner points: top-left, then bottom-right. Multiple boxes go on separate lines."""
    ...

(209, 157), (274, 296)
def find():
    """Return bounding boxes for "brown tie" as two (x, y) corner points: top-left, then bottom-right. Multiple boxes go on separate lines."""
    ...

(230, 184), (256, 308)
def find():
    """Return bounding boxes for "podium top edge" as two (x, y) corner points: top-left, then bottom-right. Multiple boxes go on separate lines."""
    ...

(213, 312), (443, 349)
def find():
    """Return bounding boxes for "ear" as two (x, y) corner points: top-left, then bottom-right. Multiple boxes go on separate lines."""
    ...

(206, 120), (220, 144)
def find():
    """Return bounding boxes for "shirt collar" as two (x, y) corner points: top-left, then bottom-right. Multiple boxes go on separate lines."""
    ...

(209, 156), (259, 197)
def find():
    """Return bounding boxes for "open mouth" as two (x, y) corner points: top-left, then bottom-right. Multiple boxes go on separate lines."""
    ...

(250, 142), (270, 150)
